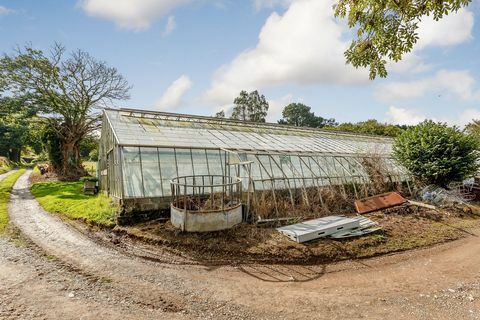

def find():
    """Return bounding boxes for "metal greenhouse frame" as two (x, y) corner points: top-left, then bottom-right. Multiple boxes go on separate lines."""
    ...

(98, 108), (410, 222)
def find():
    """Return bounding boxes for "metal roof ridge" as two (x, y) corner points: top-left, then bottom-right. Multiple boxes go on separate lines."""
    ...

(104, 107), (394, 142)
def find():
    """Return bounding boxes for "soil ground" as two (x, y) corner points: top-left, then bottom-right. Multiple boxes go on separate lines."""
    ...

(113, 206), (480, 265)
(3, 170), (480, 319)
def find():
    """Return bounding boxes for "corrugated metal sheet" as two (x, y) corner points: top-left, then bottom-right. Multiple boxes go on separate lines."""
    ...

(276, 216), (361, 243)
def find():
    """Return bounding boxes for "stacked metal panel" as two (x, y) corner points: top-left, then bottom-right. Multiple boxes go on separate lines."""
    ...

(276, 216), (380, 243)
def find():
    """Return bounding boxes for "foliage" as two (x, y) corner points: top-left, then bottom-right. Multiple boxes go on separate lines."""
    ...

(465, 119), (480, 137)
(231, 90), (269, 122)
(393, 120), (480, 186)
(30, 181), (116, 227)
(325, 119), (406, 137)
(80, 135), (99, 159)
(0, 157), (11, 175)
(0, 95), (40, 162)
(82, 161), (97, 176)
(0, 44), (130, 179)
(41, 125), (62, 169)
(89, 148), (99, 161)
(334, 0), (471, 79)
(214, 110), (225, 118)
(277, 103), (337, 128)
(80, 176), (98, 182)
(0, 169), (26, 233)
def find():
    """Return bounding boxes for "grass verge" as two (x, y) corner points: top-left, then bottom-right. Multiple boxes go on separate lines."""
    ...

(31, 181), (117, 228)
(0, 167), (11, 175)
(0, 169), (26, 233)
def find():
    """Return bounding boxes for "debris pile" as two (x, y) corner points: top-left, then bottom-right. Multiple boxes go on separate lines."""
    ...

(420, 184), (476, 205)
(276, 215), (379, 243)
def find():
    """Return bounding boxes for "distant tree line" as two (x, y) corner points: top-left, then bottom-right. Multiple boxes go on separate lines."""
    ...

(216, 90), (409, 137)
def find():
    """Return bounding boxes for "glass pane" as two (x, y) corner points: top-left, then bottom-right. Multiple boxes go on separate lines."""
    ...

(175, 149), (194, 177)
(141, 147), (162, 197)
(191, 149), (209, 176)
(158, 148), (176, 196)
(122, 147), (143, 197)
(206, 150), (224, 176)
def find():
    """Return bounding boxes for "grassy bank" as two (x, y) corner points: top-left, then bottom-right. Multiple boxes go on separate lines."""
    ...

(0, 157), (12, 175)
(0, 167), (12, 175)
(0, 169), (26, 233)
(31, 181), (117, 228)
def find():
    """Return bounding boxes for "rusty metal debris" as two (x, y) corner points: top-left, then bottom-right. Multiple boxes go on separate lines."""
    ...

(355, 192), (407, 214)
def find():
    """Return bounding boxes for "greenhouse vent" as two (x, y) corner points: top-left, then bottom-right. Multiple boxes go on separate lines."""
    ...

(98, 108), (410, 225)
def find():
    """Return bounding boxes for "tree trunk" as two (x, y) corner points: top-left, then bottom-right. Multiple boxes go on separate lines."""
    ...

(60, 138), (85, 180)
(8, 148), (21, 163)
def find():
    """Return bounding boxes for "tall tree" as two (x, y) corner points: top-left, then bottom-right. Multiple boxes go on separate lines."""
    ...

(335, 0), (471, 79)
(278, 103), (336, 128)
(214, 110), (225, 118)
(1, 44), (130, 179)
(231, 90), (269, 122)
(0, 95), (39, 162)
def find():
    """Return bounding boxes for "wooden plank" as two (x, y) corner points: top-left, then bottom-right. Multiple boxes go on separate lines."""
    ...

(355, 192), (406, 214)
(407, 200), (437, 210)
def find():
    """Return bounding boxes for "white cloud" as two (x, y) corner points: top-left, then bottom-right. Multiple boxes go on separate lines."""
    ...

(162, 15), (176, 36)
(386, 106), (480, 127)
(156, 75), (193, 110)
(457, 109), (480, 127)
(375, 70), (480, 103)
(267, 94), (294, 122)
(0, 6), (13, 15)
(388, 52), (433, 74)
(386, 106), (429, 126)
(389, 8), (474, 74)
(416, 8), (474, 50)
(78, 0), (189, 30)
(203, 0), (369, 105)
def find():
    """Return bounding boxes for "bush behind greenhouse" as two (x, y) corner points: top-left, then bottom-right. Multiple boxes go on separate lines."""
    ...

(393, 120), (480, 187)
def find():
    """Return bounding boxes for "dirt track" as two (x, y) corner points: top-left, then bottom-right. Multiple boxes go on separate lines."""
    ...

(3, 170), (480, 319)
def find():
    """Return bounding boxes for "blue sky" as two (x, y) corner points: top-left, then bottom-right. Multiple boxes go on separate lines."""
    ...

(1, 0), (480, 126)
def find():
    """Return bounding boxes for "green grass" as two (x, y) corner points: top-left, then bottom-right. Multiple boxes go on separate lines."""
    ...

(82, 161), (97, 175)
(30, 181), (117, 227)
(0, 169), (26, 233)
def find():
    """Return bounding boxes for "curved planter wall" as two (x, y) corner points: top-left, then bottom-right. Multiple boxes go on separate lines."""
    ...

(171, 204), (242, 232)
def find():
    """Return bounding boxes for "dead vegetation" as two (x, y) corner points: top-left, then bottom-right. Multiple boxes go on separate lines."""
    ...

(250, 154), (411, 221)
(172, 193), (240, 211)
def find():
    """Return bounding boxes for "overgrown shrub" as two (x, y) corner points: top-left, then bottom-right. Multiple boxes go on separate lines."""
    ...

(41, 126), (62, 170)
(393, 120), (480, 187)
(89, 148), (99, 161)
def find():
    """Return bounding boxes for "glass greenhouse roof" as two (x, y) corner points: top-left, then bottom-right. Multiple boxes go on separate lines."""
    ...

(104, 108), (393, 155)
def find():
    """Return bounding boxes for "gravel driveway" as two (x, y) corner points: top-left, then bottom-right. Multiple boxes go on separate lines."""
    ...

(4, 170), (480, 319)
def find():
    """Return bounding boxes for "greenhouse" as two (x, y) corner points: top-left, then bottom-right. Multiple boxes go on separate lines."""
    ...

(98, 108), (410, 224)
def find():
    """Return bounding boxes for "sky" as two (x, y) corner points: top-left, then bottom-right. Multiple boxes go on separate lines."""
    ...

(1, 0), (480, 127)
